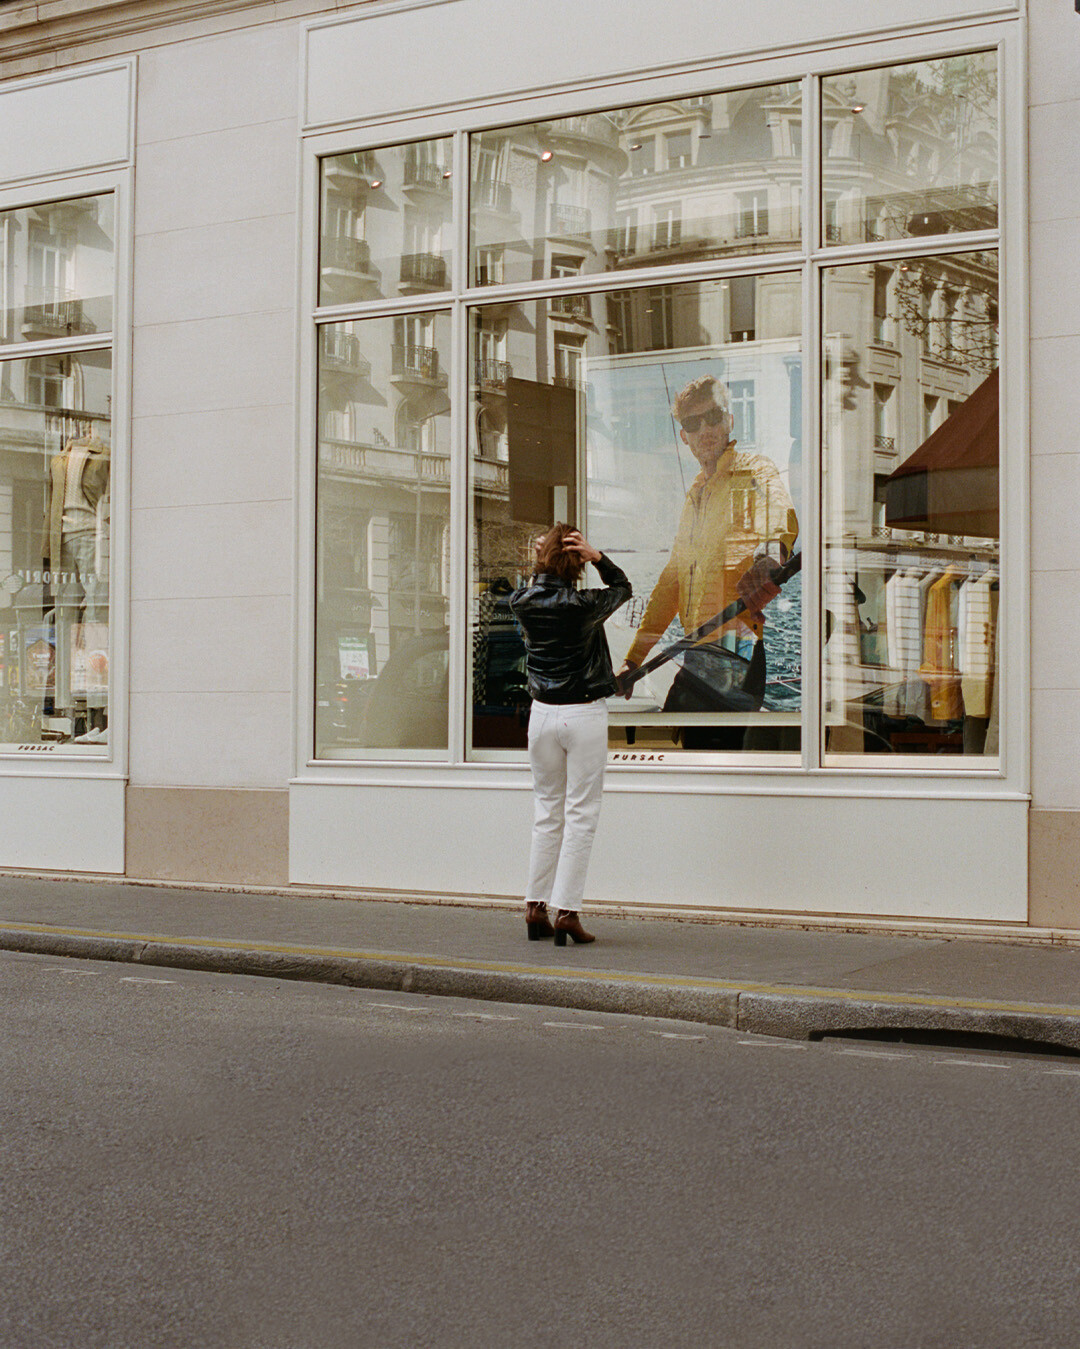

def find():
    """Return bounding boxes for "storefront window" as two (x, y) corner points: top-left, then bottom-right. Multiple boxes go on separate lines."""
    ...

(314, 46), (1004, 769)
(469, 276), (802, 755)
(822, 52), (997, 245)
(314, 312), (451, 757)
(822, 251), (999, 756)
(319, 138), (454, 305)
(0, 350), (112, 750)
(470, 81), (801, 287)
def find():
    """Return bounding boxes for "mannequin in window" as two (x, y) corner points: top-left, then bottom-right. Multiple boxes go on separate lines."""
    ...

(42, 420), (110, 741)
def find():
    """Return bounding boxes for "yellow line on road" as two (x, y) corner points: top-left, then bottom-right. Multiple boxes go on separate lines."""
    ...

(3, 920), (1080, 1022)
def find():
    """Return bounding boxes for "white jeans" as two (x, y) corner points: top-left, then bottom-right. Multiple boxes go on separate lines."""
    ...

(525, 699), (609, 913)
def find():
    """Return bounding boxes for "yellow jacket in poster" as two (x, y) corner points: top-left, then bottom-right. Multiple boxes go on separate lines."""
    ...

(625, 448), (798, 669)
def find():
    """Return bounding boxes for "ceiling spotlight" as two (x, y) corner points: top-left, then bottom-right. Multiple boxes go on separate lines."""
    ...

(851, 104), (864, 114)
(629, 142), (642, 151)
(442, 169), (452, 179)
(540, 150), (553, 162)
(370, 179), (382, 189)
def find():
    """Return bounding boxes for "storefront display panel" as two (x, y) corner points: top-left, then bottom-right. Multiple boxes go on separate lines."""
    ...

(822, 250), (999, 757)
(821, 51), (997, 247)
(319, 138), (454, 306)
(0, 350), (112, 752)
(469, 275), (802, 756)
(0, 194), (114, 349)
(470, 82), (802, 288)
(314, 312), (452, 758)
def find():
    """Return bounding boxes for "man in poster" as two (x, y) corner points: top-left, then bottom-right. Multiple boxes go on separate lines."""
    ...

(617, 374), (798, 743)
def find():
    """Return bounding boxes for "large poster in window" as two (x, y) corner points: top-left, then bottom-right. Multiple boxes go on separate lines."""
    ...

(587, 344), (802, 752)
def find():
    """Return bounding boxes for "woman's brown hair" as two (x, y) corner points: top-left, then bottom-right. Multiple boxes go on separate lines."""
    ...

(534, 522), (584, 583)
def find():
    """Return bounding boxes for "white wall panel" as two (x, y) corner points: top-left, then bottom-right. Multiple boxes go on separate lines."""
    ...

(0, 63), (131, 185)
(131, 596), (292, 693)
(1030, 431), (1080, 575)
(1029, 0), (1080, 107)
(290, 782), (1027, 921)
(131, 405), (293, 509)
(134, 214), (296, 326)
(130, 500), (293, 602)
(1031, 691), (1080, 811)
(132, 311), (294, 417)
(130, 692), (293, 788)
(137, 23), (298, 144)
(0, 777), (125, 873)
(135, 119), (298, 233)
(1029, 101), (1080, 224)
(1030, 337), (1080, 457)
(305, 0), (1020, 128)
(1029, 218), (1080, 341)
(131, 405), (294, 509)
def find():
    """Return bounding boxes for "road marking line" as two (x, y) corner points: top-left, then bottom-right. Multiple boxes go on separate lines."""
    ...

(650, 1031), (706, 1041)
(1046, 1068), (1080, 1077)
(930, 1058), (1010, 1069)
(44, 967), (96, 976)
(120, 976), (175, 984)
(542, 1021), (605, 1031)
(451, 1011), (519, 1021)
(837, 1048), (907, 1060)
(736, 1039), (807, 1050)
(366, 1002), (430, 1013)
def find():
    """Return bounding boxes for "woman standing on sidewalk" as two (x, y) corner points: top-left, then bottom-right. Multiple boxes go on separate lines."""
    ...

(509, 525), (631, 946)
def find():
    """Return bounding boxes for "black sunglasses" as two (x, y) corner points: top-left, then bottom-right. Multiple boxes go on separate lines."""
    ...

(679, 406), (727, 433)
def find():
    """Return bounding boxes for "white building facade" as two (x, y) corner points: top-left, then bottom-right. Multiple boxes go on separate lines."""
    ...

(0, 0), (1073, 931)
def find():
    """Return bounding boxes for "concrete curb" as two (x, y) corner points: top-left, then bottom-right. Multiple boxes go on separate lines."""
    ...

(5, 924), (1080, 1050)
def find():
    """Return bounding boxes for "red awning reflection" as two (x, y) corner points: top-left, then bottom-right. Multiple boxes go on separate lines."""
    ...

(884, 367), (998, 538)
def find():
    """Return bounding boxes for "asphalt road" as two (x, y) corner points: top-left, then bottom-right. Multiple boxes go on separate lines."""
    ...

(3, 949), (1080, 1349)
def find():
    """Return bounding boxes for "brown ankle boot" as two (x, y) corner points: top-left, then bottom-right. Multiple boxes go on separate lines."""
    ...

(553, 909), (595, 946)
(525, 902), (555, 941)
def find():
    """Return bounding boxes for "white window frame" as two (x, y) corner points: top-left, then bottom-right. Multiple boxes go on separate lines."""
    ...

(295, 20), (1027, 807)
(0, 166), (132, 776)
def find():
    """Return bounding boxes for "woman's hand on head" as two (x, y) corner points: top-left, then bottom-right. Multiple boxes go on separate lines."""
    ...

(564, 531), (601, 564)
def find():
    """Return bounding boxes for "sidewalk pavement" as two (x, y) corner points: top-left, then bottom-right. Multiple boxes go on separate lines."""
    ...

(3, 873), (1080, 1051)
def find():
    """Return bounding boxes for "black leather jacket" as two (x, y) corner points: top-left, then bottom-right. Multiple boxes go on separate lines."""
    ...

(509, 554), (632, 704)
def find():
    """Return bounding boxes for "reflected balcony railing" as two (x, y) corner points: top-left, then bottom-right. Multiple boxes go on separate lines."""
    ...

(322, 150), (378, 185)
(548, 114), (620, 151)
(550, 294), (591, 319)
(21, 292), (93, 336)
(404, 156), (452, 191)
(477, 358), (512, 387)
(874, 435), (896, 451)
(549, 203), (591, 238)
(321, 235), (373, 275)
(736, 211), (770, 239)
(473, 458), (510, 493)
(320, 329), (370, 377)
(319, 438), (450, 485)
(471, 179), (513, 213)
(400, 252), (448, 288)
(392, 343), (440, 381)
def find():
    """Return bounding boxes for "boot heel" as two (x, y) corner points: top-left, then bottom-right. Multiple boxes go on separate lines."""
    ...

(527, 922), (544, 941)
(553, 930), (568, 947)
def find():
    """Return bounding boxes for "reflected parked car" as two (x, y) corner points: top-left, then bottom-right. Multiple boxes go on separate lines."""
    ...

(360, 631), (450, 749)
(359, 612), (530, 750)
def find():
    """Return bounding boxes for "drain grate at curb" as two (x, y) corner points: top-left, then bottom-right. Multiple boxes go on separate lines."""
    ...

(810, 1026), (1080, 1061)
